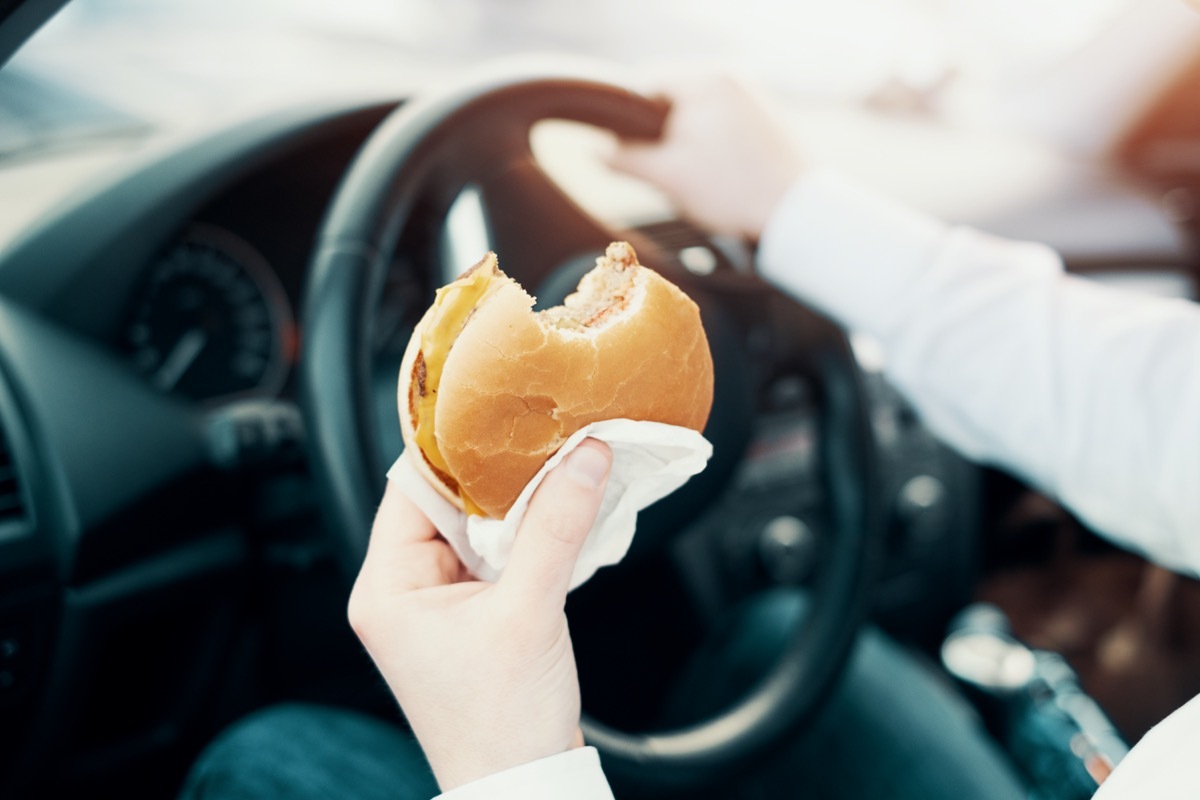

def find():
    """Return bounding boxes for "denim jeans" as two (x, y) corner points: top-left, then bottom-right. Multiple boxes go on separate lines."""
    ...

(749, 627), (1028, 800)
(179, 704), (439, 800)
(180, 624), (1026, 800)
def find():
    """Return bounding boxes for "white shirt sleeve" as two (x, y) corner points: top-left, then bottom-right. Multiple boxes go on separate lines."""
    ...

(1091, 694), (1200, 799)
(758, 167), (1200, 576)
(435, 747), (613, 800)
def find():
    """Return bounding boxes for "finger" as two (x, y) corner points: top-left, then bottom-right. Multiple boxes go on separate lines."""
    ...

(360, 481), (461, 591)
(607, 140), (656, 176)
(607, 142), (688, 203)
(374, 480), (439, 546)
(499, 439), (612, 605)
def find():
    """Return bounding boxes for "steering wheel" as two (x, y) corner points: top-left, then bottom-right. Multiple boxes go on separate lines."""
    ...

(300, 69), (881, 790)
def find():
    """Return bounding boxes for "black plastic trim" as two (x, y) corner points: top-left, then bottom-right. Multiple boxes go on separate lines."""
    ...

(0, 98), (398, 341)
(0, 0), (68, 70)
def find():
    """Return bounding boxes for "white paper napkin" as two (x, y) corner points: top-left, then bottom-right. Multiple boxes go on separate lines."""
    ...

(387, 419), (712, 590)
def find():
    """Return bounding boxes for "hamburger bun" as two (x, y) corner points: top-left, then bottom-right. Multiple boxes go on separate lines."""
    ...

(398, 241), (713, 518)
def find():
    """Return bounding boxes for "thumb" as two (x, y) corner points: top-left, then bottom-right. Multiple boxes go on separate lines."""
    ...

(607, 140), (667, 185)
(500, 439), (612, 605)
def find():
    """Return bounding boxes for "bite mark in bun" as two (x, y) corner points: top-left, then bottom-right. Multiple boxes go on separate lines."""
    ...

(399, 242), (713, 519)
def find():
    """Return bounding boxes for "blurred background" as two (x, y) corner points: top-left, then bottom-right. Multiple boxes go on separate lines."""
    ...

(5, 0), (1200, 253)
(4, 0), (1184, 134)
(6, 0), (1200, 271)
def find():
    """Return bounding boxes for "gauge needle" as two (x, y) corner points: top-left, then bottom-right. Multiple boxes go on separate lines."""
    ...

(153, 329), (208, 391)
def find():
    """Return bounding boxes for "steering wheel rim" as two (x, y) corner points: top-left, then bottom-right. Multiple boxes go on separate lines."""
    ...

(300, 67), (881, 789)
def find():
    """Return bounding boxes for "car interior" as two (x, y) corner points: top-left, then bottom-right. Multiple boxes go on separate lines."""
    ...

(3, 0), (1200, 798)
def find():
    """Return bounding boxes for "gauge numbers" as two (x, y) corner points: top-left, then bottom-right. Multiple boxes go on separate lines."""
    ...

(125, 226), (293, 402)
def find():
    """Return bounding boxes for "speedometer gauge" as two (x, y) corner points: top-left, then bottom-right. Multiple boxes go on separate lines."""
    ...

(124, 225), (294, 402)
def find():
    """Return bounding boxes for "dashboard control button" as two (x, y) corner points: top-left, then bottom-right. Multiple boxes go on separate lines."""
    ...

(892, 475), (949, 551)
(208, 400), (304, 469)
(758, 515), (818, 584)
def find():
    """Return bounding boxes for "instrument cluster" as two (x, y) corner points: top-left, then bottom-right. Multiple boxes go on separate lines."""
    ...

(122, 225), (295, 404)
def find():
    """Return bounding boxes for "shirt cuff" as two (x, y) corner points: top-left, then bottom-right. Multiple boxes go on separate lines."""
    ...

(756, 166), (950, 338)
(436, 747), (614, 800)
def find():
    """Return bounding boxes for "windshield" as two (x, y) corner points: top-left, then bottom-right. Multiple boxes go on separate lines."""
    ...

(4, 0), (1142, 160)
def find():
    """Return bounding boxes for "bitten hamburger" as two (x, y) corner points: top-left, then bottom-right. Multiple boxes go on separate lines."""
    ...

(399, 241), (713, 518)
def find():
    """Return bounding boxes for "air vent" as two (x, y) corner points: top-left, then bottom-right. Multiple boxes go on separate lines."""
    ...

(0, 428), (26, 527)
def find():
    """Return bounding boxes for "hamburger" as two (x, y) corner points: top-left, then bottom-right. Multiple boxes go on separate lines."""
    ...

(399, 241), (713, 518)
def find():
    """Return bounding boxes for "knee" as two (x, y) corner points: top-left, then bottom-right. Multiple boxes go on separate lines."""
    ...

(180, 704), (358, 799)
(179, 704), (438, 800)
